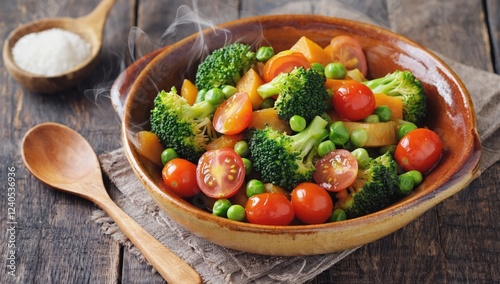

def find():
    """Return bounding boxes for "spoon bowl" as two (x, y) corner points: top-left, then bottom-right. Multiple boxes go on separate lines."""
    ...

(21, 122), (201, 283)
(3, 0), (115, 93)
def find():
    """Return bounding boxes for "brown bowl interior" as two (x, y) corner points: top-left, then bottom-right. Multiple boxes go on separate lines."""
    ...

(122, 15), (481, 255)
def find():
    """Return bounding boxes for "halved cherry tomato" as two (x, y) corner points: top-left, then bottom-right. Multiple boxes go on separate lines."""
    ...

(162, 158), (200, 198)
(332, 80), (375, 121)
(262, 50), (311, 82)
(196, 148), (245, 198)
(395, 128), (443, 173)
(245, 193), (294, 226)
(324, 35), (368, 76)
(313, 149), (358, 192)
(213, 92), (253, 135)
(291, 182), (333, 224)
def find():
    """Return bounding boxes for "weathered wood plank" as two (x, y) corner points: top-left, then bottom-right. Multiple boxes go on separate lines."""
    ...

(0, 0), (131, 283)
(486, 0), (500, 72)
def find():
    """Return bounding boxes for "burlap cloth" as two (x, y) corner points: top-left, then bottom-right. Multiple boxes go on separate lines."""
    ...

(92, 1), (500, 283)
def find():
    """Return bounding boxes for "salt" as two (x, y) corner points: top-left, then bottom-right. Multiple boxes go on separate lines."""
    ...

(12, 28), (91, 77)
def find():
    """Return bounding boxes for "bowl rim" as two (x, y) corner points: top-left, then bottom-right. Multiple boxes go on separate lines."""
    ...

(120, 14), (482, 254)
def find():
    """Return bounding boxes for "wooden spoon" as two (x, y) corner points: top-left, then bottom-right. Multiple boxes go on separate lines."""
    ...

(21, 122), (202, 284)
(3, 0), (116, 93)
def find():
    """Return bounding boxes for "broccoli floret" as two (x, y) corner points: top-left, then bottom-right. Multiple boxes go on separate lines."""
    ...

(336, 152), (399, 219)
(195, 42), (256, 90)
(257, 67), (330, 124)
(249, 115), (329, 191)
(364, 70), (426, 125)
(150, 87), (218, 162)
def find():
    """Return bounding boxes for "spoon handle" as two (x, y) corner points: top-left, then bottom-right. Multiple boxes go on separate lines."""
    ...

(95, 195), (202, 283)
(80, 0), (116, 35)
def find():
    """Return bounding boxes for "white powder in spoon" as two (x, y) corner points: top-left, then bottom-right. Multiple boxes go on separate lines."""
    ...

(12, 28), (92, 77)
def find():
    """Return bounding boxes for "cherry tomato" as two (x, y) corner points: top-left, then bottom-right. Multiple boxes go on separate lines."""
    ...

(245, 193), (294, 226)
(291, 182), (333, 225)
(313, 149), (358, 192)
(395, 128), (443, 173)
(324, 35), (368, 76)
(213, 92), (253, 135)
(196, 148), (246, 198)
(333, 80), (375, 121)
(162, 158), (200, 198)
(262, 50), (311, 82)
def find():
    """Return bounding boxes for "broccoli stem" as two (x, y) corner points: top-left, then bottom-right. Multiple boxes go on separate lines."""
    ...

(257, 72), (288, 99)
(289, 116), (329, 158)
(190, 100), (218, 118)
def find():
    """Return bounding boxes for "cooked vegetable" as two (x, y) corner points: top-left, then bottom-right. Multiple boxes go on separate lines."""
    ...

(258, 67), (330, 123)
(335, 152), (399, 219)
(291, 182), (333, 224)
(394, 128), (443, 173)
(290, 36), (332, 66)
(364, 70), (426, 125)
(332, 80), (376, 121)
(249, 115), (329, 191)
(180, 79), (198, 106)
(313, 149), (358, 192)
(324, 35), (368, 76)
(160, 148), (178, 165)
(324, 62), (347, 79)
(246, 179), (265, 197)
(256, 46), (274, 62)
(245, 193), (295, 225)
(162, 158), (200, 198)
(374, 93), (403, 120)
(227, 204), (246, 221)
(196, 148), (246, 199)
(247, 108), (292, 134)
(150, 87), (218, 162)
(262, 50), (311, 82)
(195, 42), (257, 90)
(135, 130), (164, 166)
(343, 121), (397, 147)
(212, 92), (253, 135)
(236, 68), (265, 109)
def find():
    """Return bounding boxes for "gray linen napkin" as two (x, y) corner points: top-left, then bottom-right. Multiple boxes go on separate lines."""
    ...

(93, 1), (500, 283)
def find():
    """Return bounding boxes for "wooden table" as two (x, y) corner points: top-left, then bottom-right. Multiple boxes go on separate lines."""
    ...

(2, 0), (499, 283)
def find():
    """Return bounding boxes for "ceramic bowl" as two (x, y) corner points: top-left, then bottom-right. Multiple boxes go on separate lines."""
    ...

(120, 15), (481, 256)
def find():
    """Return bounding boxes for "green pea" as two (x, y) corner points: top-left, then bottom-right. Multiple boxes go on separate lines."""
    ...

(379, 144), (397, 155)
(246, 179), (265, 197)
(350, 128), (368, 148)
(374, 105), (392, 122)
(212, 199), (232, 217)
(161, 148), (178, 165)
(234, 140), (250, 157)
(204, 87), (225, 105)
(318, 140), (336, 157)
(351, 148), (370, 169)
(406, 170), (423, 186)
(290, 115), (307, 132)
(397, 122), (417, 140)
(324, 62), (347, 79)
(311, 62), (325, 76)
(329, 121), (350, 145)
(260, 97), (275, 109)
(256, 46), (274, 62)
(221, 85), (238, 99)
(330, 208), (347, 222)
(195, 88), (207, 103)
(227, 204), (246, 221)
(397, 173), (415, 195)
(242, 157), (252, 175)
(363, 114), (380, 123)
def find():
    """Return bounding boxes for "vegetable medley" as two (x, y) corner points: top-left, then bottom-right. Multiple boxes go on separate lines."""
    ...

(136, 35), (444, 226)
